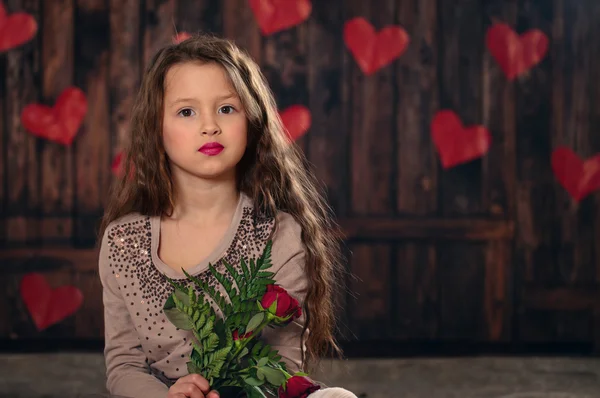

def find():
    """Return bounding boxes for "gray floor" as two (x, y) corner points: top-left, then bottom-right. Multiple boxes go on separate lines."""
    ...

(1, 353), (600, 397)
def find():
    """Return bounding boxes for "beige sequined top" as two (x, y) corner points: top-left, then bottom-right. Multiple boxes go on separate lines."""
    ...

(99, 193), (308, 398)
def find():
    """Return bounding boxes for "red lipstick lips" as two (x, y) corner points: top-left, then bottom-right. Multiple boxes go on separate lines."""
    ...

(198, 142), (224, 156)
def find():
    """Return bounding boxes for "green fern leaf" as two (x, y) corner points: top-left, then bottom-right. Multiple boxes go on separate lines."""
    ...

(209, 263), (234, 294)
(257, 271), (274, 279)
(200, 315), (215, 340)
(209, 359), (225, 378)
(204, 333), (219, 351)
(192, 340), (203, 356)
(182, 269), (229, 315)
(192, 309), (200, 323)
(165, 276), (188, 296)
(187, 360), (201, 374)
(213, 345), (232, 362)
(195, 312), (207, 330)
(249, 258), (258, 277)
(225, 326), (233, 349)
(193, 329), (203, 345)
(258, 241), (273, 271)
(240, 257), (251, 284)
(223, 259), (245, 294)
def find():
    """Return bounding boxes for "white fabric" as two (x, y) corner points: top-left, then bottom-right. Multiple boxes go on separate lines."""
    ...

(309, 387), (358, 398)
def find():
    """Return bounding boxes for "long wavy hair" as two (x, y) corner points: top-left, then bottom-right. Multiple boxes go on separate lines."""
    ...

(98, 33), (345, 369)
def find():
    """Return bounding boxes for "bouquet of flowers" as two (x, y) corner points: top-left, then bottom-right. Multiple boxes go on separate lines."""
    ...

(162, 241), (321, 398)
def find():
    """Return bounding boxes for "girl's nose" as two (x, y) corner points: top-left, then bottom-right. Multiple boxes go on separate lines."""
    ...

(200, 118), (221, 135)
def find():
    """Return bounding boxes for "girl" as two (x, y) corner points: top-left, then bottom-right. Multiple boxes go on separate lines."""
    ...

(97, 33), (356, 398)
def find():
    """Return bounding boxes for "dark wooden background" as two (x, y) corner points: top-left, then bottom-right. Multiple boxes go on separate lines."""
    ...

(1, 0), (600, 356)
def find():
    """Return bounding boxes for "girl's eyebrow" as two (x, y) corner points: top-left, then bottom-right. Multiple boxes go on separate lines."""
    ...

(169, 97), (198, 106)
(169, 93), (238, 107)
(215, 92), (238, 101)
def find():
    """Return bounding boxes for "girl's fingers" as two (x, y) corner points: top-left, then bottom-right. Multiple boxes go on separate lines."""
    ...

(206, 390), (220, 398)
(182, 374), (211, 392)
(168, 382), (206, 398)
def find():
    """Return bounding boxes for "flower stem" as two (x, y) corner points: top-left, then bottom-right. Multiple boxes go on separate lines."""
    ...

(217, 313), (272, 387)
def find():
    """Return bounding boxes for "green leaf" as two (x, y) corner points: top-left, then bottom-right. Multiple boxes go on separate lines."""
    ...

(245, 385), (267, 398)
(187, 361), (201, 374)
(163, 307), (193, 330)
(259, 345), (271, 357)
(238, 347), (249, 359)
(267, 300), (277, 314)
(163, 294), (176, 311)
(243, 376), (264, 387)
(251, 341), (264, 356)
(246, 312), (264, 333)
(256, 368), (265, 380)
(257, 357), (269, 367)
(260, 366), (287, 387)
(174, 288), (191, 306)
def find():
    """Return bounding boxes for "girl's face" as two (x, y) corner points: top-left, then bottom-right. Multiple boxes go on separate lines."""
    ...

(162, 61), (248, 183)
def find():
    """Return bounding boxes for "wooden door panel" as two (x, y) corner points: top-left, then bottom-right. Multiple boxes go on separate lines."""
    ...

(0, 0), (600, 355)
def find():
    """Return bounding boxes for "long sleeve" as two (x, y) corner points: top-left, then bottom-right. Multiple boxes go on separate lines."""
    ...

(259, 212), (309, 374)
(99, 225), (170, 398)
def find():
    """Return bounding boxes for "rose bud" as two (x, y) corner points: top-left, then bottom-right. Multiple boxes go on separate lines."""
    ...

(232, 330), (253, 340)
(260, 285), (302, 325)
(278, 376), (321, 398)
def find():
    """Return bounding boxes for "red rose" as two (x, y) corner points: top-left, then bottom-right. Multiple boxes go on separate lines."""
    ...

(260, 285), (302, 323)
(278, 376), (321, 398)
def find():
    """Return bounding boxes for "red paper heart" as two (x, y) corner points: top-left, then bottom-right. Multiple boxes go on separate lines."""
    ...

(0, 3), (37, 52)
(343, 17), (410, 75)
(485, 22), (549, 81)
(20, 86), (88, 146)
(111, 151), (136, 180)
(551, 147), (600, 202)
(280, 105), (311, 142)
(20, 272), (83, 331)
(111, 151), (124, 176)
(173, 31), (191, 44)
(431, 110), (491, 169)
(248, 0), (312, 36)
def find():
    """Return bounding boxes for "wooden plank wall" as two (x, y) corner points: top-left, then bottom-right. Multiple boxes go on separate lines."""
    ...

(1, 0), (600, 353)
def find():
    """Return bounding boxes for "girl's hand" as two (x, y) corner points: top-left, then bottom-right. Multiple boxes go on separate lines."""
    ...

(167, 374), (220, 398)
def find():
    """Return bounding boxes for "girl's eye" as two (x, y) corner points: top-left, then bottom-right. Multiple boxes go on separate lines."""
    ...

(218, 105), (235, 114)
(178, 108), (195, 117)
